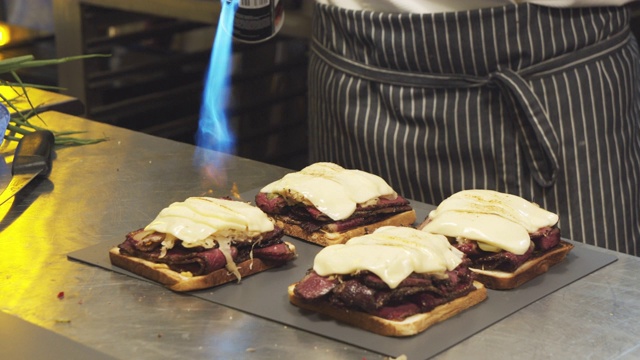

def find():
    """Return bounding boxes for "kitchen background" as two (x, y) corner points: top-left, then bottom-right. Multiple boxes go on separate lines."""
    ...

(0, 1), (638, 171)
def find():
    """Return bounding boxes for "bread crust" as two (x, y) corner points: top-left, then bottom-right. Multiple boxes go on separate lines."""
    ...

(109, 242), (296, 292)
(469, 240), (574, 290)
(288, 281), (486, 337)
(274, 210), (417, 246)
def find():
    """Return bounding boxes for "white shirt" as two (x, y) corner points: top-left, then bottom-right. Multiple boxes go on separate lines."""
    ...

(317, 0), (636, 13)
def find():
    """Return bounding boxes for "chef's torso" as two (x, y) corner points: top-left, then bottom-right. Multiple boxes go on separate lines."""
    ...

(316, 0), (634, 12)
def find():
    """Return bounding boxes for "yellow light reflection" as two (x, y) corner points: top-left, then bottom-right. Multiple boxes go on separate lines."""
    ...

(0, 24), (11, 47)
(0, 199), (56, 315)
(0, 197), (13, 217)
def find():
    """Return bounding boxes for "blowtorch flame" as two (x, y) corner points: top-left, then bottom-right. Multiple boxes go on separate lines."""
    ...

(194, 0), (239, 189)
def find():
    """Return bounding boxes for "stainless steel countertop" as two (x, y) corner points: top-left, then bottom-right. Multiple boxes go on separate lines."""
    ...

(1, 111), (639, 360)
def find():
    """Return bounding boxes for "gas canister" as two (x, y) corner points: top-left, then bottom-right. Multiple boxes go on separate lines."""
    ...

(228, 0), (284, 43)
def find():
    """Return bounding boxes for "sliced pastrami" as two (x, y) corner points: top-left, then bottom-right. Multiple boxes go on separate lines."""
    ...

(452, 226), (562, 272)
(332, 280), (378, 313)
(252, 242), (296, 263)
(294, 271), (338, 300)
(531, 226), (561, 251)
(255, 192), (414, 233)
(255, 192), (288, 214)
(472, 244), (534, 272)
(374, 303), (422, 321)
(293, 265), (478, 321)
(117, 226), (292, 276)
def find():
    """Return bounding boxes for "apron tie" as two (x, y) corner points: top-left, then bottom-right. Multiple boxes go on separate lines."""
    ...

(488, 67), (559, 187)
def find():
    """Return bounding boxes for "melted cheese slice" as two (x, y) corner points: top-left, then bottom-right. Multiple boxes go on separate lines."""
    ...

(144, 197), (275, 281)
(313, 226), (463, 289)
(145, 197), (274, 248)
(422, 211), (531, 254)
(429, 189), (558, 233)
(423, 190), (558, 255)
(260, 162), (397, 221)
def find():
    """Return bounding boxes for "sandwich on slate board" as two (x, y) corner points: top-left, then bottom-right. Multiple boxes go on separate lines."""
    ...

(255, 162), (417, 246)
(419, 189), (573, 290)
(288, 226), (487, 336)
(110, 197), (297, 292)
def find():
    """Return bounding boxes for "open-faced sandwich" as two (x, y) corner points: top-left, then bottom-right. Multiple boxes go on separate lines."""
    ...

(109, 197), (297, 292)
(418, 189), (573, 290)
(255, 162), (416, 246)
(288, 226), (487, 337)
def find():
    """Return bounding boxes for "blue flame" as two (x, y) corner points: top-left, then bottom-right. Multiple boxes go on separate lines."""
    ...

(196, 0), (238, 153)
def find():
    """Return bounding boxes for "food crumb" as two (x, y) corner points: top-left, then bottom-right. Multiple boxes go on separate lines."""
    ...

(57, 291), (65, 300)
(157, 333), (163, 338)
(246, 348), (256, 353)
(231, 183), (240, 199)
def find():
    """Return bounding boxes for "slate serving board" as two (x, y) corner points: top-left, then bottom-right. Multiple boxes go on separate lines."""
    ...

(68, 194), (617, 360)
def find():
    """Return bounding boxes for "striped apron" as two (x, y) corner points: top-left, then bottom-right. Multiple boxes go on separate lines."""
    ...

(308, 2), (640, 255)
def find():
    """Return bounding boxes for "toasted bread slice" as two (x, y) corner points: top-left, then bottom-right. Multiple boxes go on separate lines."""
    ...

(469, 240), (574, 290)
(274, 210), (417, 247)
(287, 281), (486, 337)
(109, 242), (296, 292)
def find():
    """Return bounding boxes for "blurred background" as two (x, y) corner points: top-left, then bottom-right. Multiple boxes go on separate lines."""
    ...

(0, 0), (638, 171)
(0, 0), (311, 170)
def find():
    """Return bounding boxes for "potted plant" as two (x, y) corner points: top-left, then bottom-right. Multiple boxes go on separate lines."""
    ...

(0, 53), (108, 146)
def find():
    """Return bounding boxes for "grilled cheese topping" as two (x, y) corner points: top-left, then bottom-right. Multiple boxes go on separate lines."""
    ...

(422, 190), (558, 255)
(313, 226), (464, 289)
(423, 211), (531, 254)
(145, 197), (274, 247)
(143, 197), (275, 280)
(260, 162), (397, 221)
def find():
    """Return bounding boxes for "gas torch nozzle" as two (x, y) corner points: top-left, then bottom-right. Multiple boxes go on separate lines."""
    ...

(223, 0), (284, 43)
